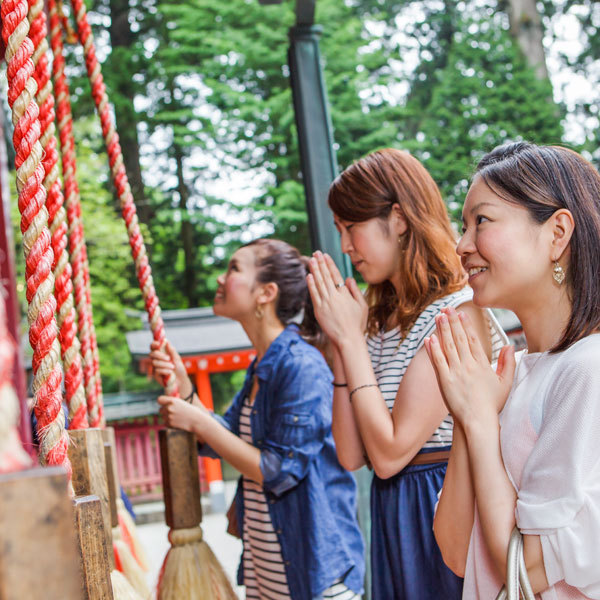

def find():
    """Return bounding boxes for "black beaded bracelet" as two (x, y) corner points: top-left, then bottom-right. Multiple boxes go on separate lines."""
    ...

(332, 382), (348, 388)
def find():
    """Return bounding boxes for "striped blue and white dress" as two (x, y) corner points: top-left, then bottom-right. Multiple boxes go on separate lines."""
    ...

(239, 396), (360, 600)
(366, 288), (506, 600)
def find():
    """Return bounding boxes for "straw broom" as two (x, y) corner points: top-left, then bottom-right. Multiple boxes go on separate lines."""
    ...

(158, 428), (237, 600)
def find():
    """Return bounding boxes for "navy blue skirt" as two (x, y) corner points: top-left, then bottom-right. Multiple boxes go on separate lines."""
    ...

(370, 460), (463, 600)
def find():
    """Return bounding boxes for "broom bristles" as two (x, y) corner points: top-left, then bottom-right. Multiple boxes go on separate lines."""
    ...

(111, 569), (145, 600)
(117, 498), (150, 571)
(157, 535), (237, 600)
(114, 538), (152, 600)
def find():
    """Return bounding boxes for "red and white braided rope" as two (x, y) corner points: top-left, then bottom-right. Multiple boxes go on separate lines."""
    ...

(48, 0), (103, 426)
(0, 293), (32, 473)
(1, 0), (71, 475)
(70, 0), (178, 397)
(27, 0), (88, 430)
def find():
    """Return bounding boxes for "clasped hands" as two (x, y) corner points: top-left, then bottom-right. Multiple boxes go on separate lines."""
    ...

(306, 251), (367, 348)
(424, 307), (516, 428)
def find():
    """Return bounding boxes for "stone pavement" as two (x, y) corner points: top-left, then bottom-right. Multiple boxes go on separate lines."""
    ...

(135, 481), (245, 598)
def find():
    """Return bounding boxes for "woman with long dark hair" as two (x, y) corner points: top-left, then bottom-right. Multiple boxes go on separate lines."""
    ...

(428, 142), (600, 598)
(307, 148), (505, 599)
(151, 238), (364, 600)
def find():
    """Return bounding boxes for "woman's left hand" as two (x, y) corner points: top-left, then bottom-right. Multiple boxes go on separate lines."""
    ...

(158, 395), (208, 433)
(307, 251), (367, 348)
(424, 307), (516, 427)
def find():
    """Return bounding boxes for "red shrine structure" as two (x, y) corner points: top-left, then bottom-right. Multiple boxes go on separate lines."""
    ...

(104, 308), (255, 510)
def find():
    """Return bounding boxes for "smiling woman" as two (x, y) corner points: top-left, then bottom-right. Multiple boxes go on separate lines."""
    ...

(149, 238), (365, 600)
(428, 142), (600, 600)
(307, 148), (507, 600)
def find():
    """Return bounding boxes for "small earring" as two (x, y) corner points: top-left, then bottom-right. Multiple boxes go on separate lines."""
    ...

(255, 305), (264, 319)
(553, 261), (565, 285)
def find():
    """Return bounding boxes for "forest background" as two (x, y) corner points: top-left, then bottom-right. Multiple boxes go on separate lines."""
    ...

(5, 0), (600, 405)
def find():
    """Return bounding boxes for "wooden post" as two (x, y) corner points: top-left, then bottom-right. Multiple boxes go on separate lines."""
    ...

(73, 495), (114, 599)
(102, 428), (119, 529)
(68, 428), (115, 569)
(159, 428), (202, 529)
(0, 466), (84, 599)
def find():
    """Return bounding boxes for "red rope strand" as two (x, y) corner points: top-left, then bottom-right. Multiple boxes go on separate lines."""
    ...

(48, 0), (103, 425)
(28, 0), (88, 430)
(70, 0), (178, 397)
(2, 0), (71, 476)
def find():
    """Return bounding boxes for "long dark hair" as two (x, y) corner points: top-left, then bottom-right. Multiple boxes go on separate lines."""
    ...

(243, 238), (322, 345)
(328, 148), (465, 336)
(476, 141), (600, 352)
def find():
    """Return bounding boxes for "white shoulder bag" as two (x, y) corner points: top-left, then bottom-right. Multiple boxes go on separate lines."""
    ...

(495, 527), (535, 600)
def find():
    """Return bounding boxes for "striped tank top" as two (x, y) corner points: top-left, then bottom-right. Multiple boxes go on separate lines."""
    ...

(239, 397), (360, 599)
(365, 288), (506, 449)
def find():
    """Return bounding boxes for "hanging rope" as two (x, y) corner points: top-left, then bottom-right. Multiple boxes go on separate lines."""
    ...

(1, 0), (71, 476)
(48, 0), (103, 426)
(69, 0), (178, 397)
(27, 0), (88, 430)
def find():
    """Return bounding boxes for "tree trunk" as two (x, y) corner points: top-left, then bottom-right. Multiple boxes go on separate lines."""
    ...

(109, 0), (150, 224)
(504, 0), (549, 80)
(174, 145), (197, 307)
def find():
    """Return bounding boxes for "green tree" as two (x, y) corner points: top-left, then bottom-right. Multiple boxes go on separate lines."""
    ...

(405, 13), (563, 219)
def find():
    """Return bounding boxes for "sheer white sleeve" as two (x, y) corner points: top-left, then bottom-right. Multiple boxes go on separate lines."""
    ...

(515, 339), (600, 598)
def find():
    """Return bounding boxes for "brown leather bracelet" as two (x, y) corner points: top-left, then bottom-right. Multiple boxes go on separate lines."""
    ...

(409, 450), (450, 466)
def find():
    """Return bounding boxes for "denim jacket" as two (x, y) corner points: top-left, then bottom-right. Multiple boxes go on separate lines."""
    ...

(200, 325), (364, 599)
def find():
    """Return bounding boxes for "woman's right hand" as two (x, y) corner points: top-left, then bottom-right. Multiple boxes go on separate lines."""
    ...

(149, 340), (193, 398)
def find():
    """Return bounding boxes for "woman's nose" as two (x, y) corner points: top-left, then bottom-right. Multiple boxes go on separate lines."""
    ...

(456, 229), (475, 257)
(339, 229), (353, 254)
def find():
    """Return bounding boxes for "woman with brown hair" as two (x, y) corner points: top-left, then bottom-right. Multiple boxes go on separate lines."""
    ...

(151, 238), (364, 600)
(307, 148), (505, 599)
(427, 142), (600, 598)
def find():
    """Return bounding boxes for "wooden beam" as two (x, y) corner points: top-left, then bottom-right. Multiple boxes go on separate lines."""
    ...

(68, 428), (114, 569)
(73, 495), (114, 600)
(0, 466), (84, 599)
(159, 429), (202, 529)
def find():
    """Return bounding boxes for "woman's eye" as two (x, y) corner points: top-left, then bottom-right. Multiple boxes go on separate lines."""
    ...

(346, 223), (354, 231)
(476, 215), (489, 225)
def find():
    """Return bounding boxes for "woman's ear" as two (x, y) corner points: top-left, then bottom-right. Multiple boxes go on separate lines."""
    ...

(390, 203), (408, 236)
(257, 282), (279, 306)
(550, 208), (575, 260)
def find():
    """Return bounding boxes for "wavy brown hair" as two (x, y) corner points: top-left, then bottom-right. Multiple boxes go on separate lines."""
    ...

(328, 148), (466, 336)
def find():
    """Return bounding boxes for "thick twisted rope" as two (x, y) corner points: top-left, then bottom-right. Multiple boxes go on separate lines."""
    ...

(0, 295), (32, 473)
(1, 0), (71, 476)
(49, 0), (103, 426)
(70, 0), (178, 396)
(28, 0), (88, 430)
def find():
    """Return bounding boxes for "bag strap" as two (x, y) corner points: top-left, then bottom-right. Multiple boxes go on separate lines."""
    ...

(494, 527), (535, 600)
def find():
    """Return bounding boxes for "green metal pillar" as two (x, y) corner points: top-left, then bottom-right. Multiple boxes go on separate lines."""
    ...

(287, 4), (371, 596)
(287, 15), (351, 276)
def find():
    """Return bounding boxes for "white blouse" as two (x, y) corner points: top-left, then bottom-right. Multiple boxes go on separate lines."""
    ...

(465, 334), (600, 599)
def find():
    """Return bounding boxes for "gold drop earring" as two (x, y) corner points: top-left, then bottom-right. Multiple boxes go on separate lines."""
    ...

(553, 261), (565, 285)
(255, 305), (264, 319)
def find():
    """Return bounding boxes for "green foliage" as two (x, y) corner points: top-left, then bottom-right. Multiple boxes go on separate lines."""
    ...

(404, 13), (564, 218)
